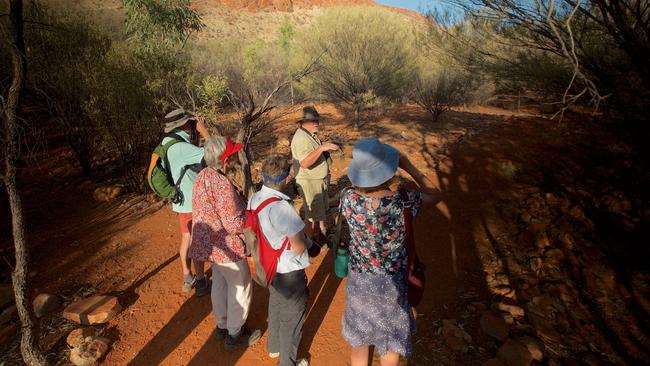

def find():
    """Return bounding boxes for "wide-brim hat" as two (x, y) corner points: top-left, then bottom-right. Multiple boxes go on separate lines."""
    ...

(164, 108), (195, 133)
(347, 137), (400, 188)
(298, 106), (323, 123)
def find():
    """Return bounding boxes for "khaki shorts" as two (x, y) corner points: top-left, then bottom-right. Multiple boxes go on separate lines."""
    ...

(296, 178), (329, 221)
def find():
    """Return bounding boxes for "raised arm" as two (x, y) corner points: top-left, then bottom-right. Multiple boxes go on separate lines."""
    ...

(398, 152), (443, 206)
(299, 143), (339, 169)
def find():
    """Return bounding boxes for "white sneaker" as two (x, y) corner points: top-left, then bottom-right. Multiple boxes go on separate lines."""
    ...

(296, 358), (309, 366)
(268, 352), (279, 358)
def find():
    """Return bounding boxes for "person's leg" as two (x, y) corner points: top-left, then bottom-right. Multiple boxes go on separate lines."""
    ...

(277, 270), (308, 366)
(350, 346), (370, 366)
(178, 213), (193, 285)
(223, 260), (252, 336)
(379, 352), (400, 366)
(194, 259), (205, 280)
(311, 179), (329, 241)
(267, 280), (282, 356)
(296, 179), (316, 239)
(211, 262), (228, 331)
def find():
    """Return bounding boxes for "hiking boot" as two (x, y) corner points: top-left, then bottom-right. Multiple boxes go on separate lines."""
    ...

(213, 327), (228, 341)
(182, 275), (196, 293)
(224, 326), (261, 350)
(194, 277), (210, 297)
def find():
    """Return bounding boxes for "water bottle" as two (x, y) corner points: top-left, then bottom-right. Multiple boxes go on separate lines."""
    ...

(334, 242), (349, 278)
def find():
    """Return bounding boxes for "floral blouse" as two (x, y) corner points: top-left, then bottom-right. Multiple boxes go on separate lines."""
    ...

(189, 168), (246, 264)
(341, 189), (423, 275)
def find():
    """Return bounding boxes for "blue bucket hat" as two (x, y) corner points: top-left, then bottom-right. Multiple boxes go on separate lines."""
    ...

(347, 137), (400, 188)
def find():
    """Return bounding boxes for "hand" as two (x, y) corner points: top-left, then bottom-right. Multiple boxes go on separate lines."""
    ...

(195, 116), (210, 139)
(321, 143), (339, 152)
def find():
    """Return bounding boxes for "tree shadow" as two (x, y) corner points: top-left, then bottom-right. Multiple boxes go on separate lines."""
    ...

(300, 249), (343, 355)
(185, 282), (269, 366)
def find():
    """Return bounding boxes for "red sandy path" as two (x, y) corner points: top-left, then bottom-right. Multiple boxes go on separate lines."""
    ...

(16, 105), (527, 365)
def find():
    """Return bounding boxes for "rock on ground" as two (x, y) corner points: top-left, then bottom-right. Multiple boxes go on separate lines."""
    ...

(92, 185), (122, 202)
(492, 302), (525, 318)
(33, 293), (60, 318)
(441, 319), (473, 353)
(497, 338), (533, 366)
(480, 310), (509, 342)
(63, 295), (121, 325)
(518, 336), (544, 361)
(69, 336), (111, 366)
(67, 328), (96, 347)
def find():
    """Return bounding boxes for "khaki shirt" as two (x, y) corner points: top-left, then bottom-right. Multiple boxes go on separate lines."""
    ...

(291, 127), (329, 180)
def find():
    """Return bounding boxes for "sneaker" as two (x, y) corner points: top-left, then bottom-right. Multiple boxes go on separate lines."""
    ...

(268, 352), (280, 359)
(213, 327), (228, 341)
(296, 358), (309, 366)
(194, 277), (210, 297)
(182, 275), (196, 293)
(224, 326), (261, 350)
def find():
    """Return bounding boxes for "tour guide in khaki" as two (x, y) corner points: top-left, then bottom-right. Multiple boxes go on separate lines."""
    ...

(290, 106), (339, 241)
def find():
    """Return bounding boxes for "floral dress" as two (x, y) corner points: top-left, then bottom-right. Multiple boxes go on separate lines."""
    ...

(341, 188), (423, 357)
(189, 168), (247, 264)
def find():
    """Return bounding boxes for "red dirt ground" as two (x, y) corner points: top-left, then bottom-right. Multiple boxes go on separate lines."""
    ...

(2, 104), (647, 365)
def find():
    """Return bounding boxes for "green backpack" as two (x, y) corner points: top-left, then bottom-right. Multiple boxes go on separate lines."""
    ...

(146, 133), (201, 205)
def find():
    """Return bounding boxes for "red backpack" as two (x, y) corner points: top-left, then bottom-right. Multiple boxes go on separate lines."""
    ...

(243, 197), (291, 287)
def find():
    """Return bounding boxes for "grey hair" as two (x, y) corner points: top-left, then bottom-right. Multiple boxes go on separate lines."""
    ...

(203, 135), (227, 169)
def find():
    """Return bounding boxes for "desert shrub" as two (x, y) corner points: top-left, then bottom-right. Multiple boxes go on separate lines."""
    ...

(441, 1), (650, 119)
(412, 70), (468, 122)
(297, 7), (417, 127)
(83, 50), (160, 191)
(10, 9), (113, 176)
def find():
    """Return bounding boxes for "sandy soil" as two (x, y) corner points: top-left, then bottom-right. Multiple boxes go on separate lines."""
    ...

(2, 104), (648, 365)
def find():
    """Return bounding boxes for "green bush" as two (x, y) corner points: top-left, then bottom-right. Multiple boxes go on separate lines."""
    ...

(297, 7), (417, 127)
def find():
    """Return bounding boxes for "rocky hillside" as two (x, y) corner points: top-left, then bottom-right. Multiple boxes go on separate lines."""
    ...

(194, 0), (375, 12)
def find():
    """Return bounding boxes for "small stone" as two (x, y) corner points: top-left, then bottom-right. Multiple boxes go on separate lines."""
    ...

(441, 319), (472, 353)
(33, 293), (60, 318)
(69, 336), (111, 366)
(0, 284), (14, 308)
(519, 336), (544, 361)
(492, 303), (525, 318)
(480, 311), (509, 341)
(0, 323), (17, 345)
(93, 185), (122, 202)
(497, 338), (533, 366)
(493, 285), (517, 299)
(0, 304), (17, 324)
(67, 328), (95, 347)
(63, 295), (121, 325)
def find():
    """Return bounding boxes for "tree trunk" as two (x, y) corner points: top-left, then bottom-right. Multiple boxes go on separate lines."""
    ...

(235, 123), (254, 199)
(3, 1), (48, 364)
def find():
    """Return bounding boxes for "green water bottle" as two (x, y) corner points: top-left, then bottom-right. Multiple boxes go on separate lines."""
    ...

(334, 242), (349, 278)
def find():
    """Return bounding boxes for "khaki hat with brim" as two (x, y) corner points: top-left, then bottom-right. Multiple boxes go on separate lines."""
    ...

(164, 108), (195, 133)
(298, 106), (323, 123)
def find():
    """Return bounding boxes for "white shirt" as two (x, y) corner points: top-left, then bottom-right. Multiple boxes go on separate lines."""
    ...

(248, 185), (309, 273)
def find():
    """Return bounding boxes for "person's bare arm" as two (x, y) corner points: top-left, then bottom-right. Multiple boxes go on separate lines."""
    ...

(398, 153), (442, 206)
(287, 230), (310, 255)
(299, 143), (339, 169)
(195, 116), (211, 140)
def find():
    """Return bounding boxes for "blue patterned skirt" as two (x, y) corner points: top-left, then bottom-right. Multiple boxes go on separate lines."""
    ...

(342, 269), (416, 357)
